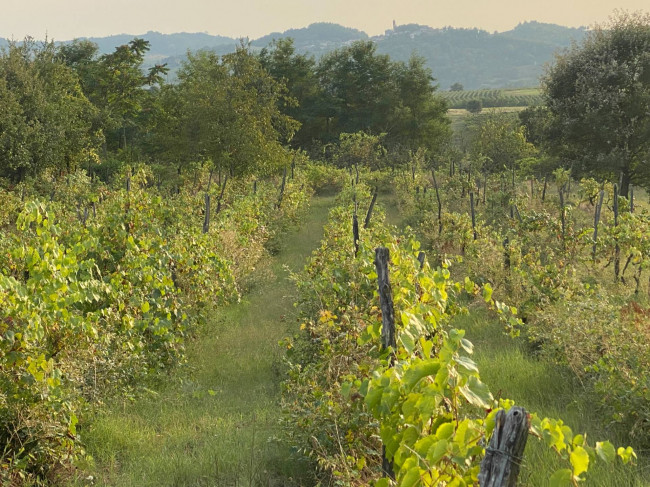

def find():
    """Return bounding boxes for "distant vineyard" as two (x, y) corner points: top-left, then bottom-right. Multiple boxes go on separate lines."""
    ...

(440, 88), (543, 108)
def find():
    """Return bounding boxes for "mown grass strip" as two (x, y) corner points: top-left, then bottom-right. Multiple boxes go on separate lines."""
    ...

(74, 194), (335, 487)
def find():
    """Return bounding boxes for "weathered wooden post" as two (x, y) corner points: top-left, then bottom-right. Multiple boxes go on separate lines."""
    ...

(542, 175), (548, 202)
(478, 406), (529, 487)
(203, 193), (211, 234)
(560, 188), (566, 245)
(216, 176), (228, 215)
(592, 190), (604, 262)
(614, 184), (620, 281)
(374, 247), (397, 480)
(470, 192), (477, 240)
(126, 176), (131, 192)
(364, 187), (378, 229)
(353, 212), (360, 256)
(417, 251), (426, 270)
(483, 175), (487, 205)
(432, 170), (442, 236)
(630, 184), (634, 213)
(253, 180), (257, 195)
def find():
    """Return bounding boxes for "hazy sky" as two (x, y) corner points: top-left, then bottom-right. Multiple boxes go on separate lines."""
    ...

(2, 0), (649, 41)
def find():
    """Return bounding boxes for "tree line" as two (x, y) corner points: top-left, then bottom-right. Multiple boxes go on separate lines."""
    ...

(0, 37), (451, 184)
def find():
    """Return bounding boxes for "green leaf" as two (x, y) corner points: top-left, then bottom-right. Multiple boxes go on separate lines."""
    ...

(427, 439), (448, 465)
(570, 445), (589, 477)
(141, 301), (150, 313)
(459, 376), (493, 408)
(456, 355), (479, 374)
(401, 466), (422, 487)
(482, 283), (493, 303)
(595, 441), (616, 463)
(403, 359), (440, 391)
(549, 468), (573, 487)
(341, 381), (352, 399)
(436, 422), (455, 440)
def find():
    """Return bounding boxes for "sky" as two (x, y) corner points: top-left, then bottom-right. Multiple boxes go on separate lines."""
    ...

(1, 0), (649, 41)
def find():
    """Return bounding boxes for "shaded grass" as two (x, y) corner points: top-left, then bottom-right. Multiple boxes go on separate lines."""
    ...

(455, 310), (650, 486)
(74, 195), (335, 487)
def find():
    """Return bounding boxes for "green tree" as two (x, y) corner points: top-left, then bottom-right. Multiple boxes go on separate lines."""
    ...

(0, 40), (99, 182)
(79, 38), (167, 152)
(258, 38), (322, 147)
(317, 41), (396, 138)
(332, 131), (386, 171)
(450, 82), (464, 91)
(388, 55), (450, 152)
(471, 112), (535, 174)
(466, 99), (482, 114)
(543, 12), (650, 197)
(159, 44), (298, 177)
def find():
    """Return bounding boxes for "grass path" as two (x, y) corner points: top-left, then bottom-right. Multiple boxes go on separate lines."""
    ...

(80, 194), (335, 487)
(455, 311), (650, 486)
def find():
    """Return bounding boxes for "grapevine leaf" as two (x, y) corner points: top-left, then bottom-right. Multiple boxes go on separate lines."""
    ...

(459, 376), (493, 408)
(617, 446), (637, 465)
(570, 445), (589, 477)
(595, 441), (616, 463)
(548, 468), (573, 487)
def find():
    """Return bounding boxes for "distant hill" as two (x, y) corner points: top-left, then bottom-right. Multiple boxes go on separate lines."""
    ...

(1, 21), (588, 89)
(251, 22), (368, 56)
(373, 21), (587, 89)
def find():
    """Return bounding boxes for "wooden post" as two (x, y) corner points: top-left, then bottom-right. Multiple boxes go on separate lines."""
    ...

(630, 184), (634, 213)
(470, 192), (477, 240)
(126, 177), (131, 192)
(542, 175), (548, 202)
(614, 184), (620, 281)
(216, 175), (228, 215)
(291, 159), (295, 180)
(374, 247), (396, 480)
(203, 193), (210, 234)
(432, 170), (442, 236)
(483, 175), (487, 205)
(478, 406), (529, 487)
(375, 247), (397, 353)
(592, 190), (604, 261)
(560, 188), (566, 245)
(364, 188), (378, 229)
(253, 180), (257, 195)
(503, 236), (510, 270)
(353, 213), (360, 256)
(417, 251), (426, 270)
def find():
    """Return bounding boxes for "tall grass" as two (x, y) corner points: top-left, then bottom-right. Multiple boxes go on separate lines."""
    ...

(455, 310), (650, 486)
(71, 195), (335, 487)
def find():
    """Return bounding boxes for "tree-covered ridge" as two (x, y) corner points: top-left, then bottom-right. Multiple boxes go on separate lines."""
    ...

(2, 20), (587, 89)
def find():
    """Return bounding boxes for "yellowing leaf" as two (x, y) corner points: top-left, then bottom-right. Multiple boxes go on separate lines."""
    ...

(570, 445), (589, 477)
